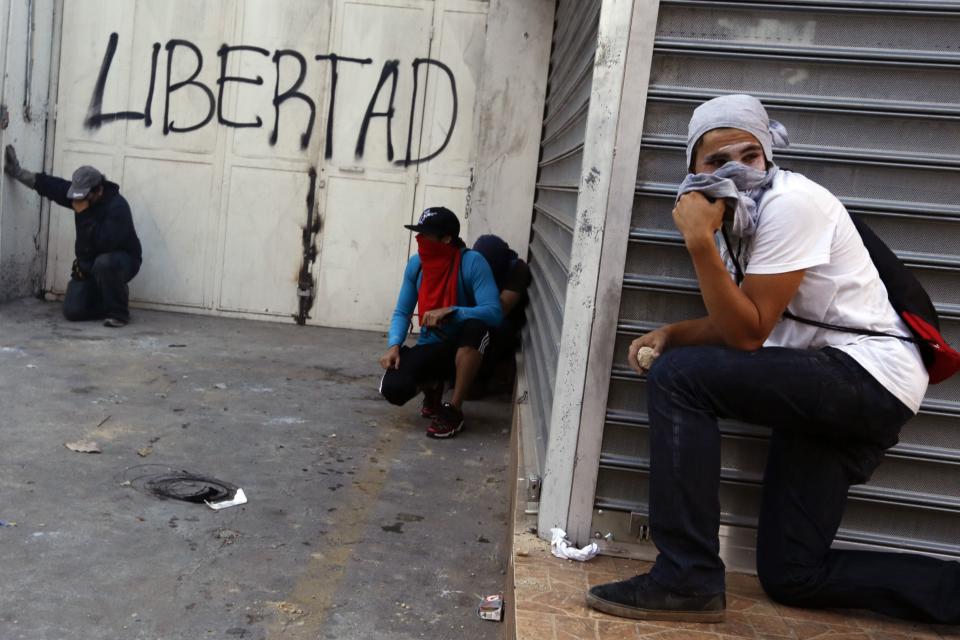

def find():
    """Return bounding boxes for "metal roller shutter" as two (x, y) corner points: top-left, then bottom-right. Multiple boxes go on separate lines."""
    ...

(524, 0), (602, 475)
(594, 0), (960, 570)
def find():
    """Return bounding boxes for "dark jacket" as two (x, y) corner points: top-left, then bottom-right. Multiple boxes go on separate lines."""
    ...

(34, 173), (143, 272)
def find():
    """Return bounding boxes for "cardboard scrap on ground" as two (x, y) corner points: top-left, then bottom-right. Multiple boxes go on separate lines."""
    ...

(478, 594), (504, 621)
(136, 446), (153, 458)
(64, 440), (101, 454)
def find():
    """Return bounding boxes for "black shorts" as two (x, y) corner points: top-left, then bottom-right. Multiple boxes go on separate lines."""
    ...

(379, 319), (491, 406)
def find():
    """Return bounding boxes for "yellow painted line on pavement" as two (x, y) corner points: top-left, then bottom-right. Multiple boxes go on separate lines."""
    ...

(266, 424), (407, 638)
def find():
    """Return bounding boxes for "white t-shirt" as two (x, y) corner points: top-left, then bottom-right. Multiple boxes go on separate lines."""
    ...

(741, 170), (928, 413)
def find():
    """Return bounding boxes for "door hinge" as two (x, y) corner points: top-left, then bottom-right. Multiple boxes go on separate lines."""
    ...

(526, 474), (541, 502)
(629, 512), (652, 542)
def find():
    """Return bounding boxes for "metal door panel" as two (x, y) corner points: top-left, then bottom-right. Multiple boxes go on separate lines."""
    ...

(538, 147), (588, 189)
(528, 236), (568, 314)
(410, 1), (487, 262)
(313, 0), (432, 328)
(531, 214), (573, 271)
(418, 2), (486, 179)
(541, 109), (591, 165)
(54, 0), (130, 148)
(534, 188), (577, 230)
(218, 167), (313, 314)
(542, 64), (593, 145)
(656, 4), (960, 61)
(124, 0), (229, 154)
(642, 99), (960, 164)
(650, 51), (960, 113)
(524, 0), (602, 499)
(594, 1), (960, 562)
(314, 173), (415, 330)
(214, 0), (331, 316)
(326, 0), (432, 172)
(47, 0), (489, 326)
(638, 146), (960, 212)
(619, 287), (704, 325)
(123, 156), (214, 307)
(229, 0), (332, 160)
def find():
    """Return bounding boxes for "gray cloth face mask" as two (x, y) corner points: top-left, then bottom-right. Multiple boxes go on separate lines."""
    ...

(677, 161), (779, 239)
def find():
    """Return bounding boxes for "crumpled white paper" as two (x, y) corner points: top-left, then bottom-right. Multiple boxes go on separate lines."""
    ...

(550, 527), (599, 562)
(206, 488), (247, 511)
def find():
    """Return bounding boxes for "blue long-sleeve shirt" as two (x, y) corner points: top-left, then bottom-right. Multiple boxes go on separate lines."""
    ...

(387, 250), (503, 347)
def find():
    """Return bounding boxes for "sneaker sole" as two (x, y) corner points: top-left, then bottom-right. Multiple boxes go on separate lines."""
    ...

(585, 592), (725, 623)
(425, 422), (463, 439)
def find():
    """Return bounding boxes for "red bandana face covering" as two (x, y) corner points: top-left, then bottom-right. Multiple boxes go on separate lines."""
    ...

(416, 234), (461, 325)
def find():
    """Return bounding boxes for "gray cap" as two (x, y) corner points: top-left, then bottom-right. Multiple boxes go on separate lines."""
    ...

(686, 94), (790, 169)
(67, 165), (105, 200)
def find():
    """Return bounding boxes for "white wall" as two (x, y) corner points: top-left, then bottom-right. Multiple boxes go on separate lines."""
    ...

(467, 0), (553, 258)
(0, 0), (56, 301)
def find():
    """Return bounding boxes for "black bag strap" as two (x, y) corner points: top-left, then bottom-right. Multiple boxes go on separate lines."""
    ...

(720, 226), (744, 285)
(781, 310), (917, 343)
(718, 226), (920, 345)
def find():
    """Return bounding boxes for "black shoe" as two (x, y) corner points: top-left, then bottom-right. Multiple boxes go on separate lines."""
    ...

(586, 574), (725, 622)
(420, 383), (444, 419)
(103, 317), (128, 328)
(426, 402), (464, 438)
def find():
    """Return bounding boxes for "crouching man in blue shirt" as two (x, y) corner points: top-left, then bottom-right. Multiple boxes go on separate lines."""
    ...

(379, 207), (502, 438)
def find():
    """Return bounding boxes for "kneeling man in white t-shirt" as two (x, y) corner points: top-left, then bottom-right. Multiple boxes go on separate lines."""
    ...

(586, 94), (957, 624)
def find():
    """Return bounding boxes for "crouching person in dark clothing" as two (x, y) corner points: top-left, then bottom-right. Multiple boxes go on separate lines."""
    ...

(379, 207), (502, 438)
(471, 234), (532, 395)
(4, 145), (142, 327)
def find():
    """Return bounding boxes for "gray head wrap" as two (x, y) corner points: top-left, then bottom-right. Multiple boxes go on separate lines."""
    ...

(686, 94), (790, 169)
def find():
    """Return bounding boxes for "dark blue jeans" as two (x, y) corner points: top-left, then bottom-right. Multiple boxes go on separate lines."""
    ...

(63, 252), (140, 322)
(646, 345), (960, 623)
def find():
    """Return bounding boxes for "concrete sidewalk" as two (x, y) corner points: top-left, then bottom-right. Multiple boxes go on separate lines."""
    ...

(0, 298), (512, 640)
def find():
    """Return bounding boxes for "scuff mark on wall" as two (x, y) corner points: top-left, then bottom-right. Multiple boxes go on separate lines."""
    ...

(584, 166), (601, 189)
(295, 167), (320, 325)
(593, 36), (621, 69)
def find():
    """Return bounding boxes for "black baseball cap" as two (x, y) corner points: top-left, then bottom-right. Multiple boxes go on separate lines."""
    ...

(404, 206), (460, 238)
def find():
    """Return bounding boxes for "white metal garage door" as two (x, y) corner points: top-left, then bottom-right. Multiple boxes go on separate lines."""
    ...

(45, 0), (487, 327)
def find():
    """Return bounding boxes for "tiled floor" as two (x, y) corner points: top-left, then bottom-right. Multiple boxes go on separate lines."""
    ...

(510, 532), (960, 640)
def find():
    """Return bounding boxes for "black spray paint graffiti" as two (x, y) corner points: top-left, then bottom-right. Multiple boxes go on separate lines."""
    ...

(296, 166), (320, 326)
(85, 33), (458, 165)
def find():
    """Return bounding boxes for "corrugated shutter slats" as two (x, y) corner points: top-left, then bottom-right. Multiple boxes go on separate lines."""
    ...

(525, 0), (603, 472)
(597, 0), (960, 566)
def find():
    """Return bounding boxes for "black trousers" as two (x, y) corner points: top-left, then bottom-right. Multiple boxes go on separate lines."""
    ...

(63, 252), (140, 322)
(645, 344), (960, 624)
(379, 319), (490, 406)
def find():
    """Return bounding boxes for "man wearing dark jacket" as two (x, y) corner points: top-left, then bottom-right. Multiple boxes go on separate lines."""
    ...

(4, 145), (142, 327)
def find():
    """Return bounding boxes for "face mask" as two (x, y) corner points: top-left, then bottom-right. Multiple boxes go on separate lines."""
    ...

(416, 234), (457, 259)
